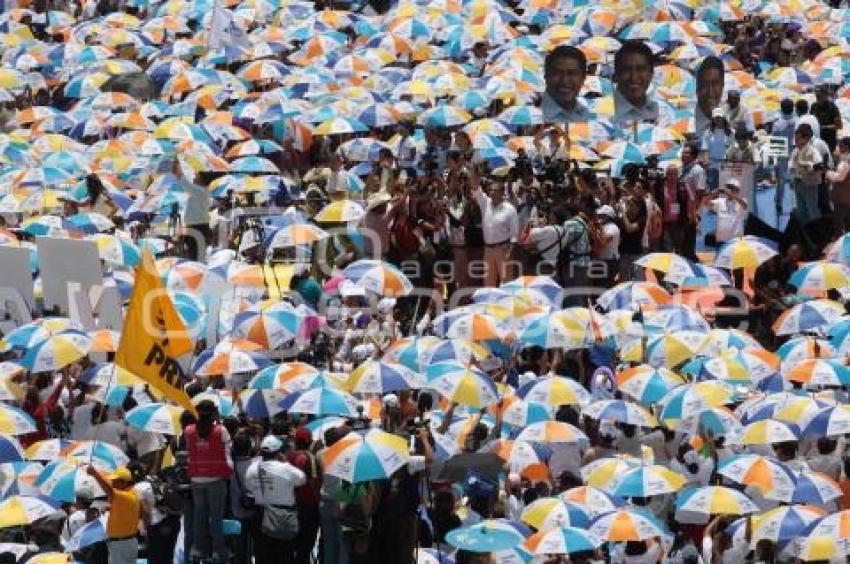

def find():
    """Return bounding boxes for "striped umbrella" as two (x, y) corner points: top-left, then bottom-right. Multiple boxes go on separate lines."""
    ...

(231, 303), (304, 350)
(500, 276), (563, 304)
(786, 359), (850, 388)
(0, 404), (37, 436)
(417, 105), (471, 128)
(675, 486), (759, 521)
(314, 200), (366, 223)
(658, 381), (735, 424)
(433, 310), (505, 341)
(425, 362), (499, 409)
(248, 362), (324, 391)
(497, 396), (553, 427)
(0, 435), (24, 463)
(717, 454), (796, 502)
(677, 407), (742, 438)
(714, 236), (778, 269)
(802, 405), (850, 437)
(343, 260), (413, 297)
(588, 509), (668, 542)
(520, 497), (590, 531)
(344, 361), (425, 394)
(264, 224), (329, 248)
(25, 439), (78, 462)
(562, 486), (625, 518)
(125, 403), (184, 435)
(497, 106), (543, 126)
(732, 420), (801, 445)
(791, 535), (843, 562)
(597, 282), (671, 311)
(278, 387), (361, 416)
(773, 299), (845, 336)
(606, 465), (688, 498)
(616, 365), (685, 405)
(305, 417), (347, 442)
(3, 317), (82, 350)
(583, 400), (658, 428)
(518, 375), (590, 407)
(320, 430), (408, 482)
(751, 505), (827, 543)
(193, 346), (271, 377)
(0, 495), (60, 528)
(238, 389), (288, 419)
(523, 526), (601, 556)
(36, 460), (105, 503)
(519, 308), (602, 350)
(386, 337), (490, 372)
(793, 471), (842, 506)
(581, 456), (644, 489)
(514, 421), (588, 444)
(445, 520), (525, 552)
(622, 331), (707, 368)
(20, 330), (91, 372)
(790, 261), (850, 291)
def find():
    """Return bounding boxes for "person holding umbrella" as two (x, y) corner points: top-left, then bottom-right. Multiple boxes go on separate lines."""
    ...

(85, 465), (146, 564)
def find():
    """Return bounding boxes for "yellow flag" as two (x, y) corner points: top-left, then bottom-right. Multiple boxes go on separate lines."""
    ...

(116, 249), (196, 415)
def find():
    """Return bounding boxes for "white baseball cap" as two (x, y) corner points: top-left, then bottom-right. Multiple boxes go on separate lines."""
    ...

(260, 435), (283, 453)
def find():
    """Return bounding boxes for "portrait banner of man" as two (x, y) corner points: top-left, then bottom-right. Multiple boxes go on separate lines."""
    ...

(695, 55), (725, 137)
(541, 45), (592, 124)
(612, 40), (659, 126)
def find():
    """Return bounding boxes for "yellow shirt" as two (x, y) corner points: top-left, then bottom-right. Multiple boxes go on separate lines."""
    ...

(107, 488), (141, 539)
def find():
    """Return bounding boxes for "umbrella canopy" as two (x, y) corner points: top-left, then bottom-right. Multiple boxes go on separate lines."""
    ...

(675, 486), (759, 522)
(520, 497), (590, 530)
(605, 464), (687, 498)
(587, 509), (668, 542)
(320, 429), (409, 482)
(0, 495), (60, 528)
(717, 454), (796, 502)
(523, 526), (601, 556)
(446, 520), (525, 552)
(425, 362), (500, 409)
(125, 403), (184, 435)
(583, 400), (658, 427)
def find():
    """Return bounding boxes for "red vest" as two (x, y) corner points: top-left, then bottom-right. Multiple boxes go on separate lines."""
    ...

(186, 424), (233, 479)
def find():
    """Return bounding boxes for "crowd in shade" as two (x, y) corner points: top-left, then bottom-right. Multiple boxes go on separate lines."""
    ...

(10, 0), (850, 564)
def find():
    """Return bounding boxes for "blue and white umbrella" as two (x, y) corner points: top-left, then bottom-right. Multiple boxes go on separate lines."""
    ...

(278, 386), (360, 416)
(446, 520), (526, 552)
(497, 106), (542, 126)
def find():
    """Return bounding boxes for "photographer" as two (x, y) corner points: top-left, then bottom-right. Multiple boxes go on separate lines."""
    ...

(520, 206), (565, 277)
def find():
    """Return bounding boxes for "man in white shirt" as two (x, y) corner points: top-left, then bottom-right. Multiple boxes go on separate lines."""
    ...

(472, 180), (519, 286)
(245, 435), (306, 561)
(595, 205), (620, 286)
(612, 40), (659, 126)
(707, 178), (748, 243)
(789, 123), (823, 225)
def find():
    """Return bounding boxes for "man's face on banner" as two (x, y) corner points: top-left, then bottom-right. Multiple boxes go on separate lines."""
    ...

(615, 51), (653, 106)
(697, 66), (724, 119)
(545, 56), (586, 109)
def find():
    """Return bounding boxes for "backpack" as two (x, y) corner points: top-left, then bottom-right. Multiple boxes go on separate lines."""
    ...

(147, 475), (185, 516)
(556, 218), (588, 267)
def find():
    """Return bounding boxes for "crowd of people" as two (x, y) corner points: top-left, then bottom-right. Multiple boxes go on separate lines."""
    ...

(8, 0), (850, 564)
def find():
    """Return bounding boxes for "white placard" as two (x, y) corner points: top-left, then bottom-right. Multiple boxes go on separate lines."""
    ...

(0, 247), (35, 315)
(37, 237), (103, 316)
